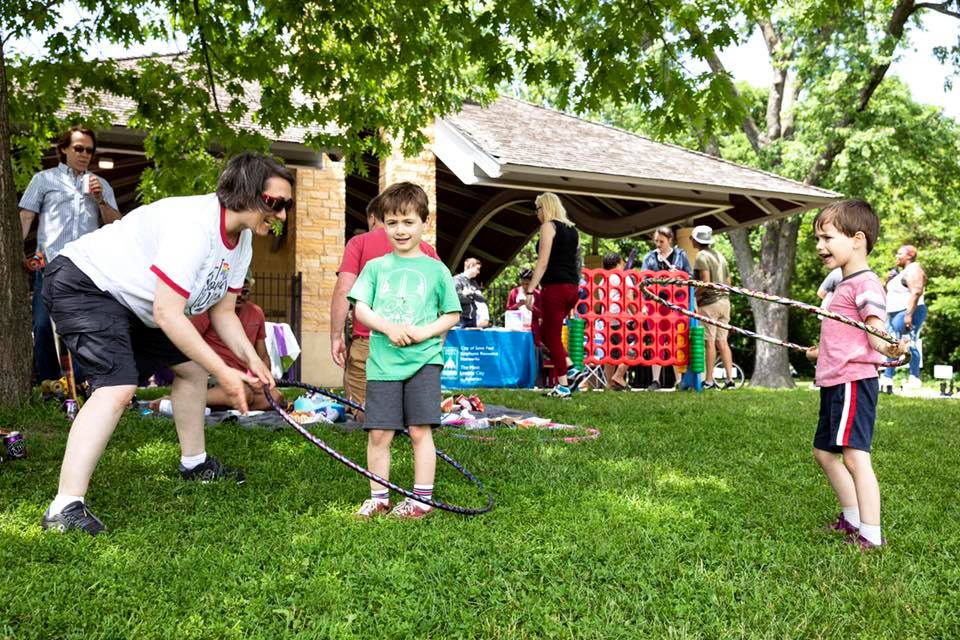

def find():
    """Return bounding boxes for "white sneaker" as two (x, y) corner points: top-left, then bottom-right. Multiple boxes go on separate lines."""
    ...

(905, 376), (923, 388)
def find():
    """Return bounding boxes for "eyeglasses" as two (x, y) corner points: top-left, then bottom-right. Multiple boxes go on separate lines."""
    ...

(261, 193), (295, 213)
(71, 145), (95, 155)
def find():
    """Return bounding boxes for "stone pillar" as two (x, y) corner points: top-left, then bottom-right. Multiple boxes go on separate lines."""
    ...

(676, 227), (698, 266)
(293, 156), (346, 387)
(379, 125), (437, 247)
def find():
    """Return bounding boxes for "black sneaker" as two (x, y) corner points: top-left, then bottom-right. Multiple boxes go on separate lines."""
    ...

(647, 381), (661, 392)
(702, 381), (719, 390)
(41, 501), (106, 536)
(179, 456), (246, 484)
(723, 380), (737, 390)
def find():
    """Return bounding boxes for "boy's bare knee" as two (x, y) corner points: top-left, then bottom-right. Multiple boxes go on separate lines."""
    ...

(368, 429), (393, 449)
(842, 448), (872, 475)
(407, 426), (434, 446)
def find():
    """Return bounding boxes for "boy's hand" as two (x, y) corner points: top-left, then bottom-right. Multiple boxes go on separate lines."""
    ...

(406, 325), (432, 344)
(806, 346), (819, 362)
(883, 337), (910, 359)
(384, 323), (413, 347)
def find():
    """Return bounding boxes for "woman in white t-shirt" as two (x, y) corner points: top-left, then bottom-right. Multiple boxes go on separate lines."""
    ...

(38, 153), (294, 536)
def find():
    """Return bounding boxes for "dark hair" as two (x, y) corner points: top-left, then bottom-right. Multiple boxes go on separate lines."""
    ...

(654, 226), (674, 241)
(216, 153), (295, 214)
(376, 181), (429, 222)
(813, 199), (879, 254)
(602, 252), (623, 270)
(56, 126), (97, 162)
(465, 257), (482, 269)
(366, 193), (381, 218)
(519, 268), (533, 281)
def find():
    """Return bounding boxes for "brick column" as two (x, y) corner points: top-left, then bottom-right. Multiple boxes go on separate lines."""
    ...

(379, 125), (437, 247)
(293, 156), (346, 386)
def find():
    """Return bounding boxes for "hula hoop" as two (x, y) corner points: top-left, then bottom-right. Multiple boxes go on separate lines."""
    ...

(266, 381), (494, 516)
(638, 277), (909, 368)
(448, 422), (601, 444)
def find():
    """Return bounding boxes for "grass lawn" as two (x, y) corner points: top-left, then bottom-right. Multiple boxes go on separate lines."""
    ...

(1, 387), (959, 639)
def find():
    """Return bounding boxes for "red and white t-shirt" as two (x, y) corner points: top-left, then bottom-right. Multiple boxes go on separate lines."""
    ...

(337, 227), (438, 338)
(816, 270), (887, 387)
(60, 193), (252, 328)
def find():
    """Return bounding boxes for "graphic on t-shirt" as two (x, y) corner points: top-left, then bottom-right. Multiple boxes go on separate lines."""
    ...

(188, 259), (231, 315)
(377, 268), (427, 325)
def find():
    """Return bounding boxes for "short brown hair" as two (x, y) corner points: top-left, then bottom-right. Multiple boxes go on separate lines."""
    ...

(464, 257), (482, 269)
(366, 193), (381, 218)
(654, 226), (674, 241)
(813, 199), (880, 254)
(216, 152), (295, 214)
(376, 181), (429, 222)
(56, 126), (97, 162)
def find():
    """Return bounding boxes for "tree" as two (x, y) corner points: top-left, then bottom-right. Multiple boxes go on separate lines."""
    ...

(0, 0), (563, 404)
(509, 0), (960, 386)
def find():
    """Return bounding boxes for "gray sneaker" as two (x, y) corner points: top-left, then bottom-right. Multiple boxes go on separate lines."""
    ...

(41, 501), (106, 536)
(179, 456), (246, 484)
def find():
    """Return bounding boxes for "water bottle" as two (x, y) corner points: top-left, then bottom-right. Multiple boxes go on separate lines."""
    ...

(4, 432), (26, 459)
(65, 399), (78, 422)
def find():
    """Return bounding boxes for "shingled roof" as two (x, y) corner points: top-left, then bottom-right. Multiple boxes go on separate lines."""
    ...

(441, 96), (836, 202)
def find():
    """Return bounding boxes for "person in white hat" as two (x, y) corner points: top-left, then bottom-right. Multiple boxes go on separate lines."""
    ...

(691, 225), (736, 390)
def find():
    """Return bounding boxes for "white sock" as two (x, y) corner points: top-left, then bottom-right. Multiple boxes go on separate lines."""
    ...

(180, 452), (207, 470)
(859, 523), (882, 545)
(158, 398), (173, 416)
(842, 506), (861, 528)
(413, 484), (434, 510)
(370, 489), (389, 504)
(49, 494), (84, 516)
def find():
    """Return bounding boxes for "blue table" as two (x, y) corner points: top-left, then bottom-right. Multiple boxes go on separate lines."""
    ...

(441, 329), (537, 389)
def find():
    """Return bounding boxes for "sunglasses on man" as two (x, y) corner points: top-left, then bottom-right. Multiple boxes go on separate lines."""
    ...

(71, 145), (96, 155)
(261, 193), (295, 213)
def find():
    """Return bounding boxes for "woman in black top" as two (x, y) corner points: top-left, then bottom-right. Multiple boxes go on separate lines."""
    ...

(523, 192), (581, 397)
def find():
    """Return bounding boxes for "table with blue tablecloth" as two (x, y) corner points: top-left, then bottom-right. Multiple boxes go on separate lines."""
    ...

(441, 328), (537, 389)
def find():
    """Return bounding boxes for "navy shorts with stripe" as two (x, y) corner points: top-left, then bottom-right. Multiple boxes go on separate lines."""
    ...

(814, 378), (879, 453)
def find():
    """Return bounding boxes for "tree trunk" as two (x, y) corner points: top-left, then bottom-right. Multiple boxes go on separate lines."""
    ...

(0, 45), (34, 405)
(728, 216), (800, 388)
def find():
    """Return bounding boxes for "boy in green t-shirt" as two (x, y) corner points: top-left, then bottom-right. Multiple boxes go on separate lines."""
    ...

(347, 182), (461, 519)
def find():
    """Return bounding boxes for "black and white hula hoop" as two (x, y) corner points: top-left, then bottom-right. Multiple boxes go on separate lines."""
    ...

(267, 381), (494, 515)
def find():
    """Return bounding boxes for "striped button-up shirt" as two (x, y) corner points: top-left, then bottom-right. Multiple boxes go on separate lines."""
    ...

(18, 163), (118, 261)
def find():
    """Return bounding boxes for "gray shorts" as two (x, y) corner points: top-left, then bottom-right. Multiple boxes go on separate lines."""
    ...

(364, 364), (442, 430)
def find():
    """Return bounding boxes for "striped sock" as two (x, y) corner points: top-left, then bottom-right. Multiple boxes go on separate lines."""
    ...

(370, 489), (389, 504)
(413, 484), (433, 510)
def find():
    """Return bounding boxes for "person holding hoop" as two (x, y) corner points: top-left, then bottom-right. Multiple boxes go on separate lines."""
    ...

(806, 200), (908, 550)
(39, 153), (289, 535)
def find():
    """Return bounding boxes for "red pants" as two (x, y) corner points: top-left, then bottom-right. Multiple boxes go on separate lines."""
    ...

(540, 283), (579, 373)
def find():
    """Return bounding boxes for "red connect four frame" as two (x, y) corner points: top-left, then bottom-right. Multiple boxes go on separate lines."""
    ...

(577, 269), (691, 367)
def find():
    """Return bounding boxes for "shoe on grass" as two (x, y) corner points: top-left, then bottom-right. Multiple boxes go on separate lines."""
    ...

(545, 384), (571, 398)
(846, 532), (887, 551)
(355, 499), (392, 519)
(179, 456), (246, 484)
(723, 380), (737, 390)
(389, 498), (433, 520)
(702, 381), (719, 390)
(647, 381), (661, 392)
(41, 501), (106, 536)
(823, 513), (858, 536)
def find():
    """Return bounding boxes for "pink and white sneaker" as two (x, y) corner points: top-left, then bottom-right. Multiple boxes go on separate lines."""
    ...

(823, 513), (859, 535)
(355, 499), (392, 519)
(388, 498), (434, 520)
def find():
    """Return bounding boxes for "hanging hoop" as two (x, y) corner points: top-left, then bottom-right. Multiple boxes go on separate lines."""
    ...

(267, 381), (494, 516)
(639, 277), (909, 368)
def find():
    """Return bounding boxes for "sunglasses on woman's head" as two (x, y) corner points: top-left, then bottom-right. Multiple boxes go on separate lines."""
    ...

(71, 145), (95, 155)
(261, 193), (294, 213)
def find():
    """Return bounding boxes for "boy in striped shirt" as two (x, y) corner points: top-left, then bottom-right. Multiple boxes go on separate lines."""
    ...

(806, 200), (908, 550)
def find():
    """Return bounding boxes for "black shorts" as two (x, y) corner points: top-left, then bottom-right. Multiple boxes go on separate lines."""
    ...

(42, 257), (189, 391)
(814, 378), (879, 453)
(363, 365), (442, 430)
